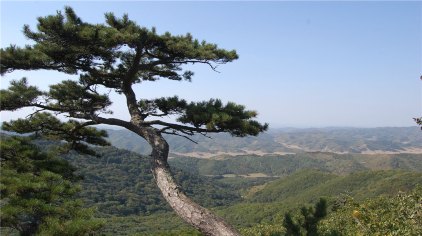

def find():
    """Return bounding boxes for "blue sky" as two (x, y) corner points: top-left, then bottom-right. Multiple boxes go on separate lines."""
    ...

(1, 1), (421, 128)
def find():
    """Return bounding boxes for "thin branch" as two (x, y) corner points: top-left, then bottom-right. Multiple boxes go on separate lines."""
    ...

(174, 60), (220, 73)
(125, 46), (143, 83)
(144, 51), (222, 72)
(76, 120), (97, 129)
(177, 128), (196, 137)
(159, 126), (172, 133)
(26, 108), (47, 119)
(198, 132), (213, 140)
(146, 112), (169, 117)
(160, 127), (195, 137)
(32, 103), (63, 112)
(146, 120), (221, 134)
(162, 130), (198, 144)
(92, 116), (135, 130)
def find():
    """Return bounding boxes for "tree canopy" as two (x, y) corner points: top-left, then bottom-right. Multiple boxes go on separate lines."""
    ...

(1, 7), (267, 235)
(1, 6), (267, 149)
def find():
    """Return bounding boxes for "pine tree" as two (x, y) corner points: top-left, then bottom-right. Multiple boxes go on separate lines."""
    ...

(0, 7), (268, 235)
(0, 136), (103, 235)
(283, 198), (327, 236)
(283, 213), (302, 236)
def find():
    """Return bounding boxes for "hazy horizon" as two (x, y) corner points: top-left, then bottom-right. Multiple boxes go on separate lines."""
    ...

(95, 124), (420, 131)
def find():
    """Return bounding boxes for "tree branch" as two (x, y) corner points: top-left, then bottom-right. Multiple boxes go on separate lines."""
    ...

(122, 85), (144, 124)
(147, 112), (169, 117)
(161, 130), (198, 144)
(121, 47), (145, 124)
(146, 120), (220, 134)
(18, 101), (134, 132)
(125, 46), (143, 83)
(91, 116), (135, 130)
(144, 51), (221, 72)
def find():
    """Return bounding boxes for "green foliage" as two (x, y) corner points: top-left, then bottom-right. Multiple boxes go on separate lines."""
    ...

(48, 80), (112, 115)
(99, 185), (421, 235)
(2, 112), (109, 155)
(283, 198), (327, 236)
(138, 96), (188, 117)
(240, 223), (285, 236)
(215, 170), (422, 229)
(249, 170), (422, 203)
(62, 146), (241, 216)
(0, 136), (103, 235)
(0, 45), (51, 75)
(37, 203), (104, 236)
(1, 7), (266, 141)
(42, 143), (420, 235)
(98, 213), (202, 236)
(0, 6), (237, 84)
(238, 187), (421, 236)
(0, 77), (111, 116)
(177, 99), (268, 136)
(22, 140), (417, 235)
(138, 97), (268, 136)
(0, 78), (43, 111)
(283, 213), (301, 236)
(415, 117), (422, 129)
(318, 186), (422, 235)
(63, 146), (421, 221)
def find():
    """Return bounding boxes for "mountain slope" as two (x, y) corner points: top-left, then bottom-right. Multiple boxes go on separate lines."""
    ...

(248, 170), (422, 203)
(216, 169), (422, 227)
(63, 146), (241, 217)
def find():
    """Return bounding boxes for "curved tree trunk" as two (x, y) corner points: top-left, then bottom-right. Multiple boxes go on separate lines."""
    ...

(140, 128), (241, 236)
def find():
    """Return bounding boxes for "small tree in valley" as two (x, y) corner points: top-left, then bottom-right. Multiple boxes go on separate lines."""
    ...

(0, 7), (268, 236)
(283, 198), (327, 236)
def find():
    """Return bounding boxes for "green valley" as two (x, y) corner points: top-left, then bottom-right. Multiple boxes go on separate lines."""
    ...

(63, 143), (422, 235)
(1, 131), (421, 235)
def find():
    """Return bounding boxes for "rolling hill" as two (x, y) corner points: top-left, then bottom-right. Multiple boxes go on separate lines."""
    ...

(2, 131), (421, 235)
(169, 152), (422, 176)
(95, 170), (422, 235)
(62, 146), (241, 217)
(106, 127), (422, 157)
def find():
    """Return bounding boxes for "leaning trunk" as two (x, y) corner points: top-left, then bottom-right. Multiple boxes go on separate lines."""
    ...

(143, 129), (240, 236)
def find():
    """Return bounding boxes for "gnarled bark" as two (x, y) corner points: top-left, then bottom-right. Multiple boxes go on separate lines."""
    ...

(139, 127), (241, 236)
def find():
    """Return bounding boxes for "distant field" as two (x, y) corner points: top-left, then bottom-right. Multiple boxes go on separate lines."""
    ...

(106, 127), (422, 156)
(170, 152), (422, 177)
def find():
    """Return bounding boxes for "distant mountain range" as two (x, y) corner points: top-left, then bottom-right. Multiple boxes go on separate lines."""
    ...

(106, 127), (422, 157)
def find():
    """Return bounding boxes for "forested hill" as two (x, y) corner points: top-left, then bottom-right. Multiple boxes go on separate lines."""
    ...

(65, 146), (422, 234)
(106, 127), (422, 156)
(62, 146), (241, 217)
(63, 146), (421, 219)
(2, 134), (421, 235)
